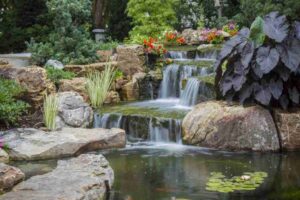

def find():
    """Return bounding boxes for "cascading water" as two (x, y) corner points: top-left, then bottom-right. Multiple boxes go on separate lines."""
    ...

(159, 64), (180, 98)
(94, 49), (216, 145)
(179, 78), (200, 106)
(94, 113), (182, 144)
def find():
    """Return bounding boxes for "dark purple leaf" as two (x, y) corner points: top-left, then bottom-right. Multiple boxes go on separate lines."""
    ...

(288, 87), (299, 104)
(214, 28), (250, 71)
(241, 41), (255, 68)
(252, 63), (264, 78)
(232, 74), (246, 91)
(276, 38), (300, 72)
(269, 78), (283, 100)
(253, 82), (272, 105)
(221, 75), (233, 96)
(275, 65), (290, 81)
(279, 94), (289, 109)
(263, 12), (289, 43)
(239, 83), (254, 103)
(295, 21), (300, 40)
(256, 47), (280, 74)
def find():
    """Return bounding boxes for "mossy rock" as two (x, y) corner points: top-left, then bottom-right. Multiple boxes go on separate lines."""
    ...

(197, 44), (222, 53)
(174, 60), (215, 68)
(99, 104), (188, 119)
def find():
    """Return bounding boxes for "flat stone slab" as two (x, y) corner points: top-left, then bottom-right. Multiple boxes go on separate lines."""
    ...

(1, 128), (125, 161)
(0, 154), (113, 200)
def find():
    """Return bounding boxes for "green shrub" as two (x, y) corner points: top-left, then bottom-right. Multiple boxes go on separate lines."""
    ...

(43, 94), (58, 131)
(98, 41), (119, 50)
(86, 63), (115, 108)
(0, 78), (29, 126)
(46, 67), (76, 86)
(27, 0), (98, 65)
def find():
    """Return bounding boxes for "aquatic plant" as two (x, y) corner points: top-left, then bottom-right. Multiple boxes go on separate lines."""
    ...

(43, 94), (59, 131)
(86, 63), (115, 109)
(206, 171), (268, 193)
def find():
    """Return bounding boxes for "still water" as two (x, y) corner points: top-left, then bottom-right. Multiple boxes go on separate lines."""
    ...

(13, 144), (300, 200)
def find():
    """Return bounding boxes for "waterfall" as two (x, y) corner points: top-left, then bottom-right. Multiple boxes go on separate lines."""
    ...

(94, 114), (182, 144)
(159, 64), (180, 98)
(179, 78), (200, 106)
(195, 50), (218, 61)
(168, 51), (188, 60)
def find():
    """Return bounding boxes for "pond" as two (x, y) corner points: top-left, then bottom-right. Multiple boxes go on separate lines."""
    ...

(13, 143), (300, 200)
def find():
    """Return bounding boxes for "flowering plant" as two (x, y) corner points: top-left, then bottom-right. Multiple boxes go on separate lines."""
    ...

(199, 28), (224, 44)
(164, 31), (186, 45)
(222, 22), (239, 36)
(143, 37), (167, 56)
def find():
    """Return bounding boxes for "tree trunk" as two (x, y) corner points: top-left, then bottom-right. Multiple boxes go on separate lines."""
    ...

(92, 0), (107, 29)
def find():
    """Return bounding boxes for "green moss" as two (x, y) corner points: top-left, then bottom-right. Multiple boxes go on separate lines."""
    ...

(206, 171), (268, 193)
(197, 44), (222, 53)
(198, 75), (215, 86)
(165, 45), (198, 51)
(173, 60), (215, 68)
(98, 104), (188, 119)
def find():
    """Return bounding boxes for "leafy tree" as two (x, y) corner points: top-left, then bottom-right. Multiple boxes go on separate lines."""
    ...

(106, 0), (132, 41)
(28, 0), (98, 65)
(0, 0), (50, 53)
(127, 0), (179, 41)
(233, 0), (300, 27)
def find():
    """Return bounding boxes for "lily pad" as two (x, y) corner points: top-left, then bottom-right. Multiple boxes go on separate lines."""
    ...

(205, 171), (268, 193)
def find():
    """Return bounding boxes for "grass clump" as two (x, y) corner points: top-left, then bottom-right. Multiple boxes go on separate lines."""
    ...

(0, 77), (29, 126)
(43, 94), (59, 131)
(86, 63), (115, 108)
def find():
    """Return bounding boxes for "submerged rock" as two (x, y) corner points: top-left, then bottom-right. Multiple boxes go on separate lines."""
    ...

(0, 163), (24, 192)
(274, 109), (300, 151)
(0, 154), (113, 200)
(2, 127), (125, 161)
(182, 101), (280, 151)
(56, 92), (93, 129)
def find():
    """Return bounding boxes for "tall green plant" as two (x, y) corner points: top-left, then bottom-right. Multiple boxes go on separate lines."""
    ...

(86, 63), (115, 108)
(43, 94), (58, 131)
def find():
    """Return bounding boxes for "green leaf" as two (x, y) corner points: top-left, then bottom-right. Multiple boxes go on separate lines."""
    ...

(249, 16), (266, 47)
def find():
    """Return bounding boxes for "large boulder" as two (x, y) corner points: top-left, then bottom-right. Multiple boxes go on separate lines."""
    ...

(56, 92), (93, 128)
(0, 163), (25, 192)
(274, 109), (300, 151)
(120, 73), (144, 101)
(59, 78), (89, 102)
(116, 45), (146, 76)
(182, 101), (280, 151)
(64, 62), (117, 76)
(0, 66), (55, 109)
(1, 127), (126, 161)
(0, 154), (113, 200)
(97, 50), (114, 62)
